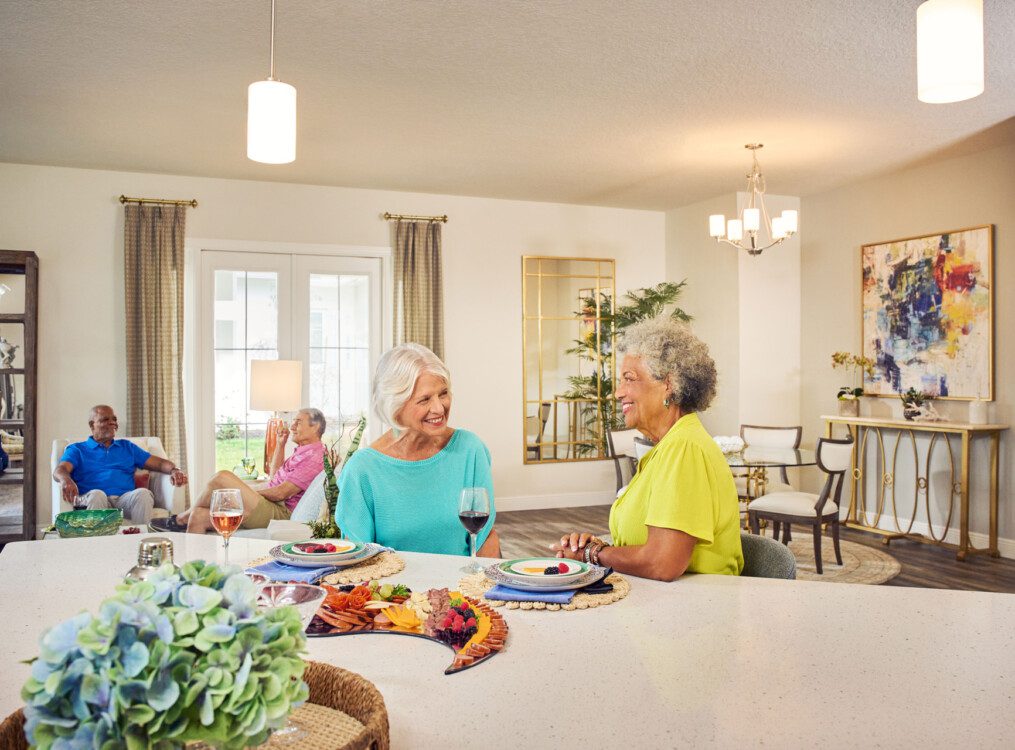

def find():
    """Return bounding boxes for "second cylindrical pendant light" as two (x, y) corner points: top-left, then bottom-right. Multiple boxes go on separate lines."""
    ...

(248, 0), (297, 163)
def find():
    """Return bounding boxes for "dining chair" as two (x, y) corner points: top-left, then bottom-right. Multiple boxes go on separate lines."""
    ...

(739, 532), (796, 579)
(606, 428), (654, 494)
(525, 402), (552, 460)
(735, 424), (803, 500)
(747, 436), (853, 575)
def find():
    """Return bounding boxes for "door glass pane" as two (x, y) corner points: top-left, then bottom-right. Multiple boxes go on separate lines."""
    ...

(340, 275), (369, 347)
(247, 272), (279, 350)
(213, 270), (278, 471)
(307, 272), (370, 445)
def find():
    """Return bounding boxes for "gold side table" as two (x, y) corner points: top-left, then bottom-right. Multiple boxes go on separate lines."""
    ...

(823, 415), (1007, 561)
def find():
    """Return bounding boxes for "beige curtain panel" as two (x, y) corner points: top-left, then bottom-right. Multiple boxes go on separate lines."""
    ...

(393, 220), (445, 359)
(124, 203), (189, 498)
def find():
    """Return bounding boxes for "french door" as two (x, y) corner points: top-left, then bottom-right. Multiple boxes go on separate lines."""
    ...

(197, 250), (383, 482)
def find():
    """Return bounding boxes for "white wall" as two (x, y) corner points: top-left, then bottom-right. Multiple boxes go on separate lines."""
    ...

(800, 140), (1015, 554)
(0, 162), (665, 530)
(664, 195), (741, 436)
(736, 192), (801, 428)
(664, 194), (801, 437)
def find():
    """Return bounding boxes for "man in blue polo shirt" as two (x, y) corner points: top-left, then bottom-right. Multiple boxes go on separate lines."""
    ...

(53, 404), (189, 522)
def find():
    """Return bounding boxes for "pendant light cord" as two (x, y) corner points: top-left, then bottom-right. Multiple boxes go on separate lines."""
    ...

(268, 0), (276, 81)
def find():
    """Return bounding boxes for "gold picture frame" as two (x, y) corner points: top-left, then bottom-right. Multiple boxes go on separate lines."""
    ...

(860, 225), (993, 401)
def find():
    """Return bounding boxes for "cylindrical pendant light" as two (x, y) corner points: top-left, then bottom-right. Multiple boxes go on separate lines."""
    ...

(917, 0), (984, 104)
(248, 80), (296, 163)
(248, 0), (297, 163)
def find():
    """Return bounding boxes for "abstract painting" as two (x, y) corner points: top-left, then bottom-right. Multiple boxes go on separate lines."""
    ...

(861, 225), (992, 400)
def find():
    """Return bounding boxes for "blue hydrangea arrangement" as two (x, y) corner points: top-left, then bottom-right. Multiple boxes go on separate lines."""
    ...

(21, 561), (309, 749)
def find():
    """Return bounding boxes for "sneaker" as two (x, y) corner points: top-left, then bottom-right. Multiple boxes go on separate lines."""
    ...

(148, 515), (188, 533)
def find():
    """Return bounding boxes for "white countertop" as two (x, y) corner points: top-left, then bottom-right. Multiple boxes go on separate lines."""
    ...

(2, 534), (1014, 748)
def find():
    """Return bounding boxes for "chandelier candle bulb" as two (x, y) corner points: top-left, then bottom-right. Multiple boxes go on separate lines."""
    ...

(771, 216), (786, 240)
(727, 219), (743, 242)
(709, 214), (726, 238)
(743, 208), (760, 233)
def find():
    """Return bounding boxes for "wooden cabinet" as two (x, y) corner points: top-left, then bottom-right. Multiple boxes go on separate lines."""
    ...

(0, 250), (38, 544)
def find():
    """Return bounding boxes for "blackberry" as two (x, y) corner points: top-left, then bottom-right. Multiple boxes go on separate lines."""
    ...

(543, 566), (560, 575)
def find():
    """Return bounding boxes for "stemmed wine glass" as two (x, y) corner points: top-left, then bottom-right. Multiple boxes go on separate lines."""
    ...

(459, 487), (490, 574)
(210, 489), (244, 563)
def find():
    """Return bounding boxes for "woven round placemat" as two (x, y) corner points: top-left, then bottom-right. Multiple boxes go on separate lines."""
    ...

(246, 551), (405, 585)
(457, 572), (630, 611)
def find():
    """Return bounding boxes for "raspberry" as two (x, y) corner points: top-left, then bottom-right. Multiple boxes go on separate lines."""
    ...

(465, 617), (477, 628)
(451, 619), (463, 633)
(324, 543), (336, 552)
(557, 563), (569, 574)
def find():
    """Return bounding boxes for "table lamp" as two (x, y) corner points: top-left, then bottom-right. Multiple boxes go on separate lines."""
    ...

(250, 359), (303, 474)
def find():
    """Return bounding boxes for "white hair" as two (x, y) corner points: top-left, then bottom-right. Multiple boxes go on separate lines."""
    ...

(372, 343), (452, 429)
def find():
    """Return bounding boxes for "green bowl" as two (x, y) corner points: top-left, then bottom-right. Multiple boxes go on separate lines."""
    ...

(55, 509), (124, 538)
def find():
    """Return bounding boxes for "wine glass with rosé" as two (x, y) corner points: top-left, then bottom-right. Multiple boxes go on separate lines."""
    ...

(210, 489), (244, 562)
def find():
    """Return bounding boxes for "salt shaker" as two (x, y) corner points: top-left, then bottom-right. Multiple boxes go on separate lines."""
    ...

(125, 536), (178, 581)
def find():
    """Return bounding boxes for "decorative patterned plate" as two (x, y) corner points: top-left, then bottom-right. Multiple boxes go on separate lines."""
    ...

(270, 543), (382, 569)
(282, 539), (365, 561)
(484, 562), (607, 592)
(307, 584), (508, 674)
(498, 557), (591, 580)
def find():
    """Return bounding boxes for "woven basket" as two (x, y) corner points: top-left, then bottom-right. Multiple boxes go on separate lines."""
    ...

(0, 661), (389, 750)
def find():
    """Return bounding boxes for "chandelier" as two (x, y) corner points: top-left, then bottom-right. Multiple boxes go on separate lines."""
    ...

(708, 144), (798, 256)
(247, 0), (297, 164)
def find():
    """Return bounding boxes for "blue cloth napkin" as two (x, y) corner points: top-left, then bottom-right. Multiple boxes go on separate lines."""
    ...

(245, 560), (339, 584)
(484, 584), (577, 604)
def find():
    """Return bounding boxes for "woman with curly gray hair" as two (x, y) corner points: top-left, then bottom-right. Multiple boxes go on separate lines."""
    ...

(552, 316), (743, 579)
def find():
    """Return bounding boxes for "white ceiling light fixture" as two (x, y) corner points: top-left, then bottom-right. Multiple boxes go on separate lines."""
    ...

(917, 0), (984, 104)
(247, 0), (297, 164)
(707, 144), (798, 257)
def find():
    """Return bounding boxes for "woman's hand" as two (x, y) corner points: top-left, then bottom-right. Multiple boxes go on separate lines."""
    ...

(550, 531), (595, 561)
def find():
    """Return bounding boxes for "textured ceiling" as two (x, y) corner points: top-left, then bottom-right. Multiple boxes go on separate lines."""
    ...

(1, 1), (1013, 210)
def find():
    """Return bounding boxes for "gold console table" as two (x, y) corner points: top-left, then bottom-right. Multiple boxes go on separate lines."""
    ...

(823, 415), (1007, 561)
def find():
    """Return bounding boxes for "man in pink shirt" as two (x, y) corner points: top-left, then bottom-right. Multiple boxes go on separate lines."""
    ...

(153, 408), (327, 534)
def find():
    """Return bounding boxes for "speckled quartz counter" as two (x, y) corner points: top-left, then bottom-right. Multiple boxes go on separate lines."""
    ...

(2, 534), (1014, 748)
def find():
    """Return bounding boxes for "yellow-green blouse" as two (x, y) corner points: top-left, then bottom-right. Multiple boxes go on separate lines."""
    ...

(608, 413), (744, 575)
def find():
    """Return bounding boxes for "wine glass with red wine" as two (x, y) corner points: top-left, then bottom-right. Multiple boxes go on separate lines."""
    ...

(459, 487), (490, 574)
(210, 489), (244, 562)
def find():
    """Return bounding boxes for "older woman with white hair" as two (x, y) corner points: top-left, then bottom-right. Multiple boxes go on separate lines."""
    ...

(337, 343), (501, 556)
(552, 316), (743, 579)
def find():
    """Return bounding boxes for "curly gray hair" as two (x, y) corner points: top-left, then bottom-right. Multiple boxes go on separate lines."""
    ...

(617, 316), (717, 413)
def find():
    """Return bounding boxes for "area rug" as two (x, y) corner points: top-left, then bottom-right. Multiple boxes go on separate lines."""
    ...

(786, 538), (900, 584)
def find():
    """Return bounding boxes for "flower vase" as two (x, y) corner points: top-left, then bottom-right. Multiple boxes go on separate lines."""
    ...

(837, 399), (859, 418)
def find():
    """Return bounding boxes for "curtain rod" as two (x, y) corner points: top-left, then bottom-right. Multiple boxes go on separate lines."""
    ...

(383, 212), (448, 223)
(119, 195), (198, 208)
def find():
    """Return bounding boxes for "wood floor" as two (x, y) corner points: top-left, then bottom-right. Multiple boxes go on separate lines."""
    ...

(497, 505), (1015, 593)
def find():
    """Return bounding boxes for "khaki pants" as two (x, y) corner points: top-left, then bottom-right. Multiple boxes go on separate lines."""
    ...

(81, 488), (155, 523)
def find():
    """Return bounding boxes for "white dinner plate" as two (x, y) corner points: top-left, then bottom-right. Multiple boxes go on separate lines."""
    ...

(484, 563), (607, 592)
(496, 557), (590, 585)
(269, 543), (382, 569)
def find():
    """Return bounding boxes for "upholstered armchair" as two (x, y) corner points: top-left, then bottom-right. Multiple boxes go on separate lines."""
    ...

(50, 437), (185, 523)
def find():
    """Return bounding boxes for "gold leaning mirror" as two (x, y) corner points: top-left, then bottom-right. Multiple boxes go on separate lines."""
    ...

(522, 256), (616, 463)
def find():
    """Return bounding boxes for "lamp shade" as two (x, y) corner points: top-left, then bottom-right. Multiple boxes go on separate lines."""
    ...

(250, 359), (303, 412)
(917, 0), (983, 104)
(247, 79), (297, 163)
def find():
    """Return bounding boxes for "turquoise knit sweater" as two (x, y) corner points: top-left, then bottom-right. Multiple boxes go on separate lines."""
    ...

(336, 429), (496, 556)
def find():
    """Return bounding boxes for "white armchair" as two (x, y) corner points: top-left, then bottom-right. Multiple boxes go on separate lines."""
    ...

(51, 437), (185, 523)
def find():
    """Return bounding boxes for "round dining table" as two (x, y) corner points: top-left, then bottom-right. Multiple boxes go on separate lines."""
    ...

(726, 446), (817, 500)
